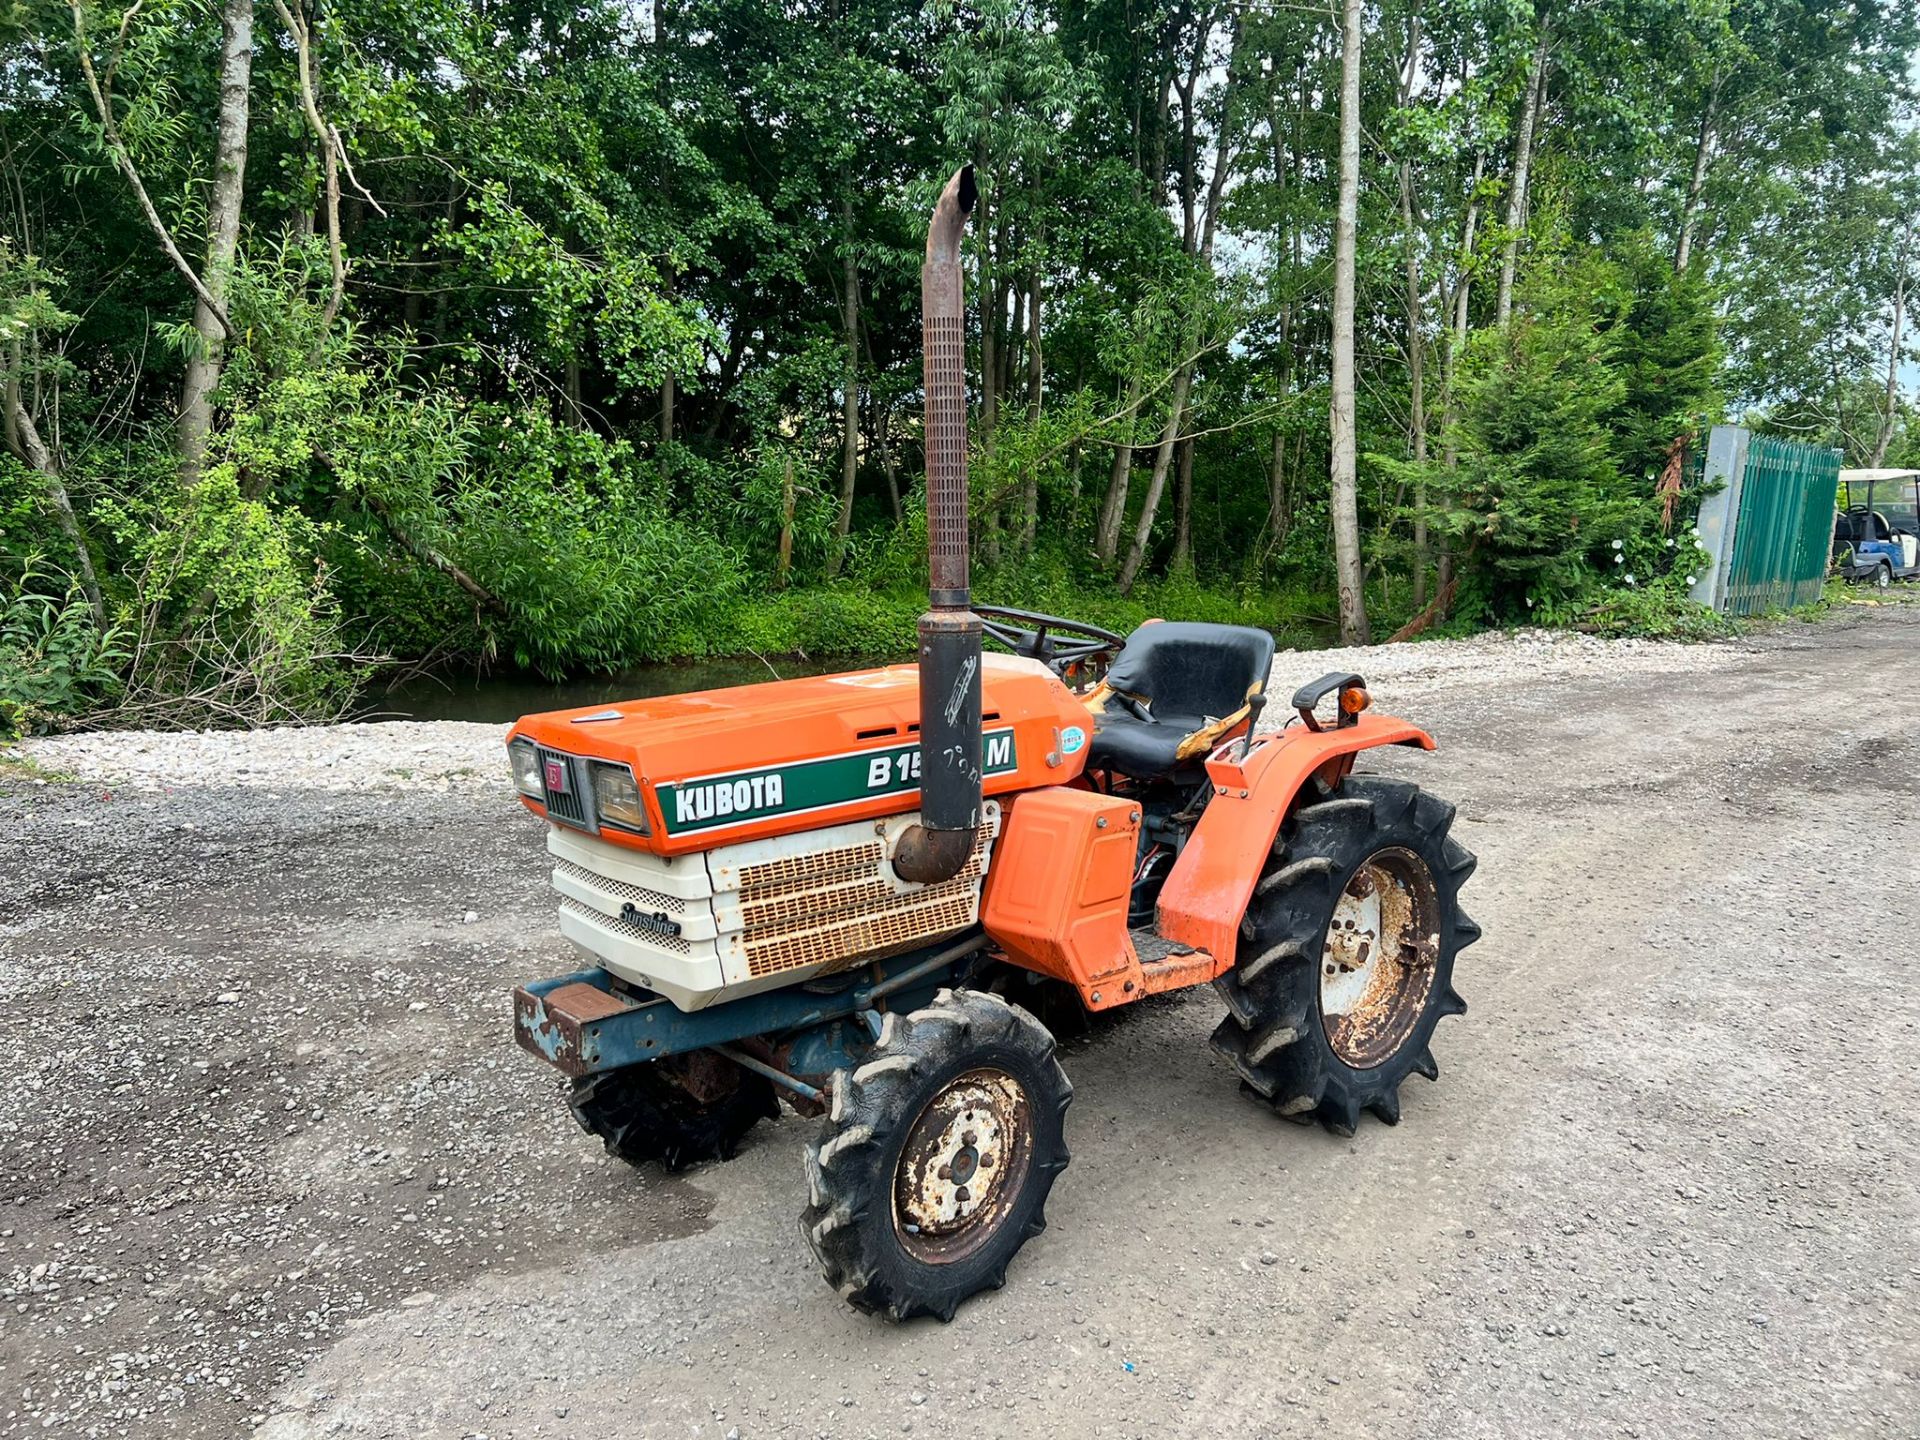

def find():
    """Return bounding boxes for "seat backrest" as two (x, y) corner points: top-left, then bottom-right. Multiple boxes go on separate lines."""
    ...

(1103, 622), (1275, 720)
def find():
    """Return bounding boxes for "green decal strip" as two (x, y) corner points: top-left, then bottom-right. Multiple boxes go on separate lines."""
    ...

(657, 729), (1018, 836)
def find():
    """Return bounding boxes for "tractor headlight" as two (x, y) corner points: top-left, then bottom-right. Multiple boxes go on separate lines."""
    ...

(507, 738), (543, 799)
(590, 761), (649, 833)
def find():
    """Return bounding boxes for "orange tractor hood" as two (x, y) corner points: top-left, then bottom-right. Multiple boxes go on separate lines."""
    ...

(507, 653), (1096, 855)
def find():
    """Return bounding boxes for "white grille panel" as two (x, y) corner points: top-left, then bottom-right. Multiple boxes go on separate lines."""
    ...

(541, 804), (997, 1006)
(558, 895), (692, 954)
(551, 856), (682, 914)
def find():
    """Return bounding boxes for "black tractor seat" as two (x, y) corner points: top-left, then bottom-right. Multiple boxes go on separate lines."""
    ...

(1084, 621), (1276, 780)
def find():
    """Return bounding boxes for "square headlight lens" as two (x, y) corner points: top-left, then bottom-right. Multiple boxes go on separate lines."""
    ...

(508, 738), (543, 799)
(590, 761), (648, 832)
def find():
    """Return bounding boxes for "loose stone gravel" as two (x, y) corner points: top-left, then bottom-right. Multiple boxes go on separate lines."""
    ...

(1, 609), (1911, 1440)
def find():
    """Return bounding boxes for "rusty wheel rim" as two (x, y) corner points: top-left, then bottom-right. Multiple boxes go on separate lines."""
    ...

(892, 1067), (1033, 1265)
(1318, 847), (1440, 1069)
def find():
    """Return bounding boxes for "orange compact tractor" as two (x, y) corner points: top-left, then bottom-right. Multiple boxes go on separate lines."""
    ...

(508, 167), (1478, 1321)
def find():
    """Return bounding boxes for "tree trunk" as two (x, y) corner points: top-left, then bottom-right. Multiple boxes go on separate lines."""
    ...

(1148, 1), (1186, 206)
(1116, 18), (1239, 593)
(1267, 426), (1290, 556)
(1171, 436), (1193, 573)
(1674, 69), (1720, 273)
(777, 455), (796, 589)
(1440, 151), (1485, 609)
(1006, 270), (1025, 405)
(1451, 152), (1485, 361)
(1872, 222), (1912, 468)
(1399, 8), (1429, 608)
(5, 370), (104, 624)
(272, 0), (342, 335)
(659, 268), (677, 460)
(1018, 254), (1042, 554)
(1495, 30), (1548, 329)
(565, 354), (585, 428)
(1096, 374), (1141, 566)
(1329, 0), (1370, 644)
(1118, 361), (1195, 593)
(829, 190), (859, 578)
(1262, 68), (1299, 566)
(699, 327), (750, 442)
(1025, 265), (1043, 419)
(874, 395), (902, 523)
(178, 0), (254, 482)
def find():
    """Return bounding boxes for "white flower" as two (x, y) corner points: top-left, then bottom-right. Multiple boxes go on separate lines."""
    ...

(1612, 539), (1624, 550)
(1614, 553), (1625, 564)
(1664, 538), (1675, 548)
(1624, 574), (1636, 585)
(1686, 574), (1697, 586)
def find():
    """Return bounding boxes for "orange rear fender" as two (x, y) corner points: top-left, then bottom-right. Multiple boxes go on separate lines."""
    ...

(1155, 713), (1436, 974)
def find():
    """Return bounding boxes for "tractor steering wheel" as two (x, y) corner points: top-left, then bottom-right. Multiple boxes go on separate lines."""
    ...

(972, 604), (1127, 678)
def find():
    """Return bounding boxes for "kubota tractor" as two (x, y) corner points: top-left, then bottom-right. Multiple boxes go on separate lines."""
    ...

(507, 167), (1478, 1321)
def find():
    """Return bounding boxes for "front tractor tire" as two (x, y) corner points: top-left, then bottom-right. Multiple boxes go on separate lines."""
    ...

(801, 989), (1072, 1322)
(570, 1055), (780, 1173)
(1212, 775), (1478, 1136)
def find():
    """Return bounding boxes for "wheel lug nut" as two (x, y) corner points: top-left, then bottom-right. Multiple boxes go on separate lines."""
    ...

(937, 1163), (952, 1180)
(980, 1153), (995, 1168)
(955, 1185), (971, 1203)
(962, 1131), (977, 1147)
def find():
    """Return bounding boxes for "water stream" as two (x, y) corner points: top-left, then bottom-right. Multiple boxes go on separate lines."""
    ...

(371, 653), (887, 724)
(375, 620), (1334, 725)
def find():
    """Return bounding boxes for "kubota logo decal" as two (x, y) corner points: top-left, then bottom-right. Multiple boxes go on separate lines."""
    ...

(658, 730), (1017, 835)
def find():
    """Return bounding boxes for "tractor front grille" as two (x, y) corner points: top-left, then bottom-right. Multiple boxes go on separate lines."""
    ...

(732, 823), (995, 980)
(537, 746), (588, 828)
(736, 842), (886, 895)
(543, 805), (998, 1001)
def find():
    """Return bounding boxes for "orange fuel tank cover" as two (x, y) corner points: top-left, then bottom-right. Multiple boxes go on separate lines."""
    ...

(981, 787), (1143, 1010)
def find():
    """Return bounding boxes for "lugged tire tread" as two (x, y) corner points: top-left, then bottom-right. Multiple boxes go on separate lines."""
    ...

(569, 1062), (779, 1173)
(1209, 774), (1475, 1135)
(799, 990), (1072, 1322)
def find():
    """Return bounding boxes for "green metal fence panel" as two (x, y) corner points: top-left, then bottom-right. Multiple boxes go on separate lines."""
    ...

(1691, 427), (1840, 616)
(1722, 434), (1839, 615)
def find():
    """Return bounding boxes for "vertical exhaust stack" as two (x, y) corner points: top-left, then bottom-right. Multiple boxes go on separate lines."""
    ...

(894, 165), (983, 885)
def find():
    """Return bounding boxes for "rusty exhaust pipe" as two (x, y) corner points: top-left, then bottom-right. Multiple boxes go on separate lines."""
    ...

(893, 165), (982, 885)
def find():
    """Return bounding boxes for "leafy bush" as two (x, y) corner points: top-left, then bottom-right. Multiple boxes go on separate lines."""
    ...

(438, 409), (747, 673)
(91, 464), (366, 727)
(1536, 576), (1733, 640)
(731, 448), (840, 587)
(0, 557), (126, 736)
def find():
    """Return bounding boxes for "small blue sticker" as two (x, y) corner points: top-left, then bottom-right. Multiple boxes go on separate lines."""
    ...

(1060, 725), (1087, 755)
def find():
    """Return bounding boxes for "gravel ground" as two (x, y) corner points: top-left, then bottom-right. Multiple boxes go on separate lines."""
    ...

(1, 606), (1915, 1439)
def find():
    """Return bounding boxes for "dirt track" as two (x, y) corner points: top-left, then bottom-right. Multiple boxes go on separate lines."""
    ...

(2, 605), (1917, 1439)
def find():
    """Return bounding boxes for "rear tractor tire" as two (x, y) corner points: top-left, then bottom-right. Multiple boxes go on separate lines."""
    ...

(569, 1054), (780, 1173)
(801, 988), (1072, 1322)
(1211, 775), (1478, 1136)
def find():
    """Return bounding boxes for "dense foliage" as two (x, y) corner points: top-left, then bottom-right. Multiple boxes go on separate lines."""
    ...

(0, 0), (1914, 729)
